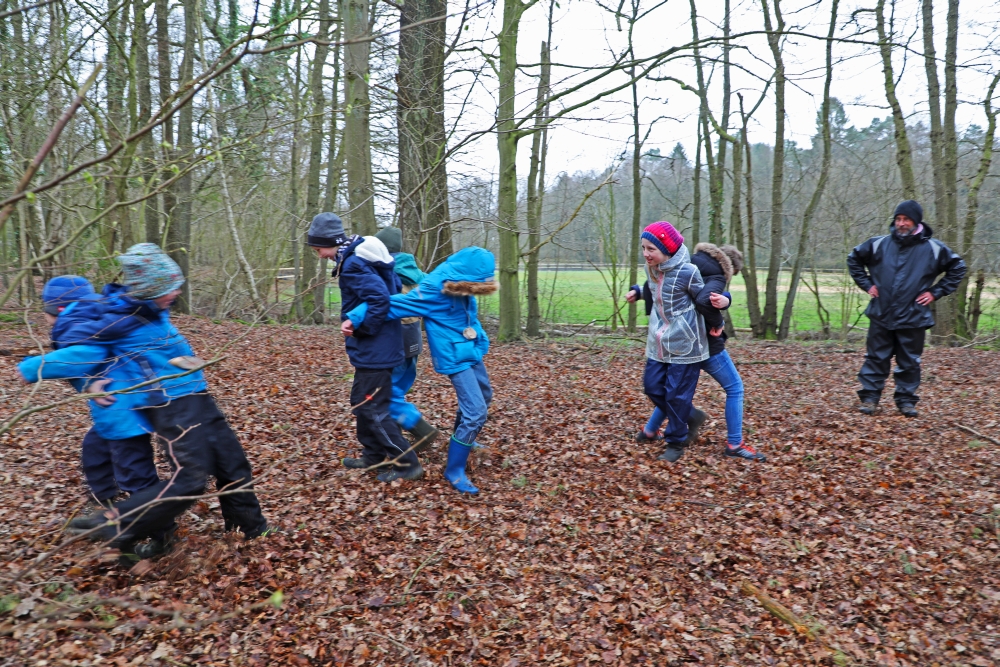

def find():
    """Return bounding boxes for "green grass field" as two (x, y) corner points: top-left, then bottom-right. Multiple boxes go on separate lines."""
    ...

(323, 268), (1000, 335)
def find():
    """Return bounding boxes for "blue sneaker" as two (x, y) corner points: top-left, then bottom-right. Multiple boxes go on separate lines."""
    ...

(724, 441), (766, 462)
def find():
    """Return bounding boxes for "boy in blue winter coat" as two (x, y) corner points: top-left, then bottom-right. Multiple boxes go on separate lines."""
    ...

(342, 246), (498, 495)
(20, 277), (160, 528)
(18, 245), (271, 559)
(307, 213), (425, 483)
(374, 227), (439, 447)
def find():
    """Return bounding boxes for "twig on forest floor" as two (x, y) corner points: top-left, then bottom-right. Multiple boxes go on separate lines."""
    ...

(403, 520), (485, 596)
(954, 423), (1000, 447)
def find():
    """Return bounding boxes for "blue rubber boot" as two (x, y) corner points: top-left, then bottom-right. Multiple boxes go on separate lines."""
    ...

(444, 437), (479, 495)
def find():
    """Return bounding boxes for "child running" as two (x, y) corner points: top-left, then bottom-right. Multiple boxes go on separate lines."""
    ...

(342, 246), (497, 494)
(632, 221), (714, 463)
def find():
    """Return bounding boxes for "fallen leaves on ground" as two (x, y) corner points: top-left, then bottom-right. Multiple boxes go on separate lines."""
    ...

(0, 315), (998, 666)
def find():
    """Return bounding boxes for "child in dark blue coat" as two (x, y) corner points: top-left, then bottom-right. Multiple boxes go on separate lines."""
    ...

(20, 277), (160, 526)
(342, 246), (497, 495)
(19, 245), (271, 559)
(307, 213), (424, 483)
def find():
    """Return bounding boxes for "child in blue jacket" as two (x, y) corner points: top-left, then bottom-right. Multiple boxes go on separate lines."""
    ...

(20, 277), (160, 528)
(307, 213), (424, 483)
(18, 245), (271, 558)
(342, 246), (497, 495)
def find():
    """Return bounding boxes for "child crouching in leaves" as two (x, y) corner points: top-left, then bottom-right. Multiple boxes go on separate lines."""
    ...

(632, 221), (714, 464)
(342, 247), (497, 495)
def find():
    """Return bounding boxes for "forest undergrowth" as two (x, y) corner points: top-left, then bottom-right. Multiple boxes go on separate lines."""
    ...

(0, 316), (997, 666)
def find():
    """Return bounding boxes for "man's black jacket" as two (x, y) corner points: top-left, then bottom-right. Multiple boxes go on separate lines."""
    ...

(847, 222), (966, 330)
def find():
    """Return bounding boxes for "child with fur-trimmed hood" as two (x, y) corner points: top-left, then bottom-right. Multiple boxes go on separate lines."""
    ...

(342, 247), (498, 495)
(631, 241), (765, 462)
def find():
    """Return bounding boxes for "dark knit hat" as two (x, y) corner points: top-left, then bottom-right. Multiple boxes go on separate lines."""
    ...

(641, 221), (684, 256)
(42, 275), (95, 316)
(892, 200), (923, 227)
(307, 212), (348, 247)
(375, 226), (402, 253)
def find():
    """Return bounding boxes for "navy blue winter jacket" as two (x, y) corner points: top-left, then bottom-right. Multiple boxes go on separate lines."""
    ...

(338, 236), (405, 369)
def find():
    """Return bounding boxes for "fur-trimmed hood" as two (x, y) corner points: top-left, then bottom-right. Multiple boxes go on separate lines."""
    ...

(694, 242), (743, 281)
(442, 280), (498, 296)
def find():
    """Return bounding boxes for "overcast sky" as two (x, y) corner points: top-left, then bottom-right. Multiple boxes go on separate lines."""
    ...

(443, 0), (1000, 185)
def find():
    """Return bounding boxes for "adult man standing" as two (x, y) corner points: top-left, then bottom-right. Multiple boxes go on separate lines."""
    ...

(847, 200), (966, 417)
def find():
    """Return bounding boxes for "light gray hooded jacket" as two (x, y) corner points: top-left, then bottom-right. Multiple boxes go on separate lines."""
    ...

(644, 244), (710, 364)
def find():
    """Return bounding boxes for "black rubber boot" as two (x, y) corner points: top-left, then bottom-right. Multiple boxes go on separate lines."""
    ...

(657, 444), (686, 463)
(897, 403), (918, 418)
(406, 418), (440, 454)
(377, 462), (425, 483)
(684, 408), (708, 446)
(66, 499), (114, 535)
(343, 457), (381, 471)
(858, 401), (878, 415)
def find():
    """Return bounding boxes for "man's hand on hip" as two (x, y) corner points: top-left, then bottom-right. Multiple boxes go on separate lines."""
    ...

(915, 291), (935, 306)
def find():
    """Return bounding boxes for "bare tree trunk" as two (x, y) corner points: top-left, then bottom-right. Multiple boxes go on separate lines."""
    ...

(103, 0), (130, 259)
(691, 118), (702, 246)
(304, 0), (332, 323)
(324, 7), (344, 214)
(738, 97), (764, 338)
(876, 0), (918, 198)
(690, 0), (720, 245)
(344, 0), (376, 235)
(154, 0), (176, 245)
(761, 0), (785, 339)
(934, 0), (960, 341)
(525, 38), (550, 337)
(956, 72), (999, 337)
(627, 70), (641, 333)
(169, 0), (196, 313)
(779, 0), (838, 340)
(289, 5), (304, 322)
(921, 0), (945, 226)
(714, 0), (732, 245)
(134, 0), (159, 246)
(496, 0), (532, 341)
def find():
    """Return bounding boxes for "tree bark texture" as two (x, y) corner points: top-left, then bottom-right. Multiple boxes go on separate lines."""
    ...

(876, 0), (918, 199)
(761, 0), (785, 339)
(525, 39), (550, 337)
(344, 0), (376, 236)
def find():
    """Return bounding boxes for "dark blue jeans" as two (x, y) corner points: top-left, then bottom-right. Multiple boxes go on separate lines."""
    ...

(642, 359), (701, 446)
(81, 428), (159, 502)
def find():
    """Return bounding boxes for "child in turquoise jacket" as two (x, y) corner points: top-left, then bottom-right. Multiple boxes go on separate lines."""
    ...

(343, 246), (497, 494)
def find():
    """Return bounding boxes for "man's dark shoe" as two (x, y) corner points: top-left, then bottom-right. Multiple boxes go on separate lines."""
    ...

(635, 429), (661, 444)
(377, 463), (425, 483)
(897, 403), (918, 418)
(406, 418), (440, 454)
(657, 445), (686, 463)
(119, 529), (176, 564)
(685, 408), (708, 446)
(858, 401), (878, 415)
(724, 441), (767, 462)
(66, 499), (114, 535)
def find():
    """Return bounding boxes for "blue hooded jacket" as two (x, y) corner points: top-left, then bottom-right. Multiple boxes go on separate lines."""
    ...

(18, 284), (207, 409)
(337, 236), (405, 369)
(346, 247), (495, 376)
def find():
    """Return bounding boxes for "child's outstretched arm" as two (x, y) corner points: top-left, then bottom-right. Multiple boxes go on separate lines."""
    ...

(341, 289), (429, 335)
(17, 345), (112, 383)
(342, 262), (392, 337)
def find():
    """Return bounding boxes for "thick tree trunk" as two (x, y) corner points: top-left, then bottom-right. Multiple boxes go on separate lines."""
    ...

(627, 72), (640, 333)
(933, 0), (960, 341)
(344, 0), (376, 235)
(134, 0), (158, 246)
(496, 0), (529, 341)
(739, 102), (764, 338)
(761, 0), (785, 339)
(691, 120), (702, 246)
(304, 0), (332, 323)
(778, 0), (838, 340)
(103, 0), (130, 258)
(876, 0), (918, 198)
(398, 0), (452, 268)
(169, 0), (196, 313)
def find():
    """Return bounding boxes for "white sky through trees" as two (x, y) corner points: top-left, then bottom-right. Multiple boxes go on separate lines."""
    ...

(445, 0), (1000, 185)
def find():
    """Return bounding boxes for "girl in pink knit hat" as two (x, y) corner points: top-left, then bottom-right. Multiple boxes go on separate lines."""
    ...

(625, 221), (711, 463)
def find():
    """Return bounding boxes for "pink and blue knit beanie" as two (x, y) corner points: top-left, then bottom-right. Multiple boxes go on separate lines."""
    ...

(118, 243), (185, 300)
(641, 221), (684, 256)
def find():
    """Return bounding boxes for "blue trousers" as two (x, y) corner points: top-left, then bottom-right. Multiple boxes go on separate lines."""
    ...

(645, 350), (745, 446)
(449, 362), (493, 446)
(642, 359), (701, 446)
(390, 357), (423, 430)
(81, 427), (159, 502)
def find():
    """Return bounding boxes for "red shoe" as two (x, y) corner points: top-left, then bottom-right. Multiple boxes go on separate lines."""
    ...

(724, 441), (766, 461)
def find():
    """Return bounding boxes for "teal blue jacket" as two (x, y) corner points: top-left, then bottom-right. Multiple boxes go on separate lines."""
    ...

(346, 247), (494, 376)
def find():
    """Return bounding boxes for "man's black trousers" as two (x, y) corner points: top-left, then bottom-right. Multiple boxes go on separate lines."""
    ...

(350, 367), (419, 473)
(101, 393), (267, 544)
(857, 322), (925, 406)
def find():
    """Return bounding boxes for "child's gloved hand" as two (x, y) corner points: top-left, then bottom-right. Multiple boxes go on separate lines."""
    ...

(341, 320), (355, 337)
(709, 292), (730, 309)
(85, 378), (116, 407)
